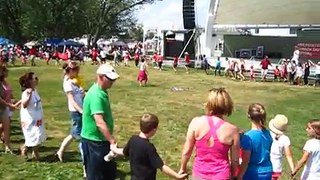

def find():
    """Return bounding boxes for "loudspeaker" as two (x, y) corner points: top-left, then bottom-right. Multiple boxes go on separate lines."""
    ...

(183, 0), (196, 29)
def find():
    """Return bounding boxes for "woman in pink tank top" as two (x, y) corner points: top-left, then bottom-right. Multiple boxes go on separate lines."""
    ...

(0, 65), (19, 153)
(179, 88), (240, 180)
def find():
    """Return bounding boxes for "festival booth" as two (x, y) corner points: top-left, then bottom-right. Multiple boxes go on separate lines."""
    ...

(57, 40), (83, 61)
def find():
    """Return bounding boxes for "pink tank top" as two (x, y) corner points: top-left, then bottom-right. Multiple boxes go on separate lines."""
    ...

(192, 116), (231, 180)
(2, 83), (12, 102)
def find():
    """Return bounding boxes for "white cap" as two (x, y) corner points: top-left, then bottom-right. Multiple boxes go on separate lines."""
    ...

(96, 64), (119, 80)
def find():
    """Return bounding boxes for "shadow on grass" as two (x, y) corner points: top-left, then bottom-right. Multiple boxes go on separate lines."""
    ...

(40, 151), (81, 163)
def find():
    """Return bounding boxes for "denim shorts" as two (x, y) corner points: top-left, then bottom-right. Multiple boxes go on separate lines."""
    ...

(70, 111), (82, 139)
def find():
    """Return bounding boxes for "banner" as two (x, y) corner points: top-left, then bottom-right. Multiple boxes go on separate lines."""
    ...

(296, 43), (320, 59)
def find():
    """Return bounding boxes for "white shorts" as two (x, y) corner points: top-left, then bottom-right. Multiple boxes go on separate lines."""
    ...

(261, 69), (268, 77)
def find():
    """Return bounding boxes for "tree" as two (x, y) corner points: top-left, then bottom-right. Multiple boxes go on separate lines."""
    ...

(0, 0), (160, 44)
(84, 0), (159, 47)
(127, 24), (144, 41)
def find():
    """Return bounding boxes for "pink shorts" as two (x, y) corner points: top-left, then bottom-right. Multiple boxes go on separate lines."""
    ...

(272, 172), (282, 179)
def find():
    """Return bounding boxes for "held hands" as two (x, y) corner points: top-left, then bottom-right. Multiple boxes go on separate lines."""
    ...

(177, 169), (188, 180)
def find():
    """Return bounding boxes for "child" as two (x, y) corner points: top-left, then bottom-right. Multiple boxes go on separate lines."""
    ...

(291, 120), (320, 180)
(238, 103), (273, 180)
(111, 113), (188, 180)
(71, 75), (86, 94)
(269, 114), (294, 180)
(137, 58), (148, 87)
(250, 65), (255, 81)
(172, 55), (178, 73)
(123, 51), (131, 67)
(236, 130), (246, 176)
(274, 66), (281, 82)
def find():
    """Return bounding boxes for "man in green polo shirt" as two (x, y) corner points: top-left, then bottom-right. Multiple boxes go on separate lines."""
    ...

(81, 63), (119, 180)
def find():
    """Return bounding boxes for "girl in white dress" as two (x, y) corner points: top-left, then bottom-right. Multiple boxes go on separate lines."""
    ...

(19, 72), (46, 160)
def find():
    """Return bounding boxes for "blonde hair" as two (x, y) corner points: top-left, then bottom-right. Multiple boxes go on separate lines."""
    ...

(248, 103), (266, 128)
(309, 119), (320, 139)
(205, 88), (233, 117)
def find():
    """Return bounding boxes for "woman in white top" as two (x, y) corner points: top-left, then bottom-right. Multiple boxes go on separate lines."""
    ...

(292, 120), (320, 180)
(295, 62), (304, 85)
(19, 72), (46, 160)
(57, 61), (84, 163)
(268, 114), (294, 180)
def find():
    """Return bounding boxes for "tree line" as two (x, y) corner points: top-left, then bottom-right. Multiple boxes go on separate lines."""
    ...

(0, 0), (156, 46)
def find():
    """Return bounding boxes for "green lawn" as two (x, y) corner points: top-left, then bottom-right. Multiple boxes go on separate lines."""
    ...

(0, 61), (319, 180)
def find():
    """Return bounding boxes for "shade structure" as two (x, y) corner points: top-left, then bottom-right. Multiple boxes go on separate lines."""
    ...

(111, 41), (128, 48)
(58, 40), (83, 47)
(214, 0), (320, 25)
(0, 37), (14, 45)
(44, 38), (63, 46)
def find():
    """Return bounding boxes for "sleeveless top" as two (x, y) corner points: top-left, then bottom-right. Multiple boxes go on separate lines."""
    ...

(193, 116), (231, 180)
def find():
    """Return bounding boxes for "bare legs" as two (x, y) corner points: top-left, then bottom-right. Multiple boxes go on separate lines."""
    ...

(56, 134), (74, 162)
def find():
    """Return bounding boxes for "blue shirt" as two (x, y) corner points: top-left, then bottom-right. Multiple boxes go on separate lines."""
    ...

(241, 129), (273, 175)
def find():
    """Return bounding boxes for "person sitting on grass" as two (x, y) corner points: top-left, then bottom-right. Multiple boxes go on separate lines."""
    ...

(111, 113), (188, 180)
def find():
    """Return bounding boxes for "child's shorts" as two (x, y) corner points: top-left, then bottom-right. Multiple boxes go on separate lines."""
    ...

(70, 111), (82, 139)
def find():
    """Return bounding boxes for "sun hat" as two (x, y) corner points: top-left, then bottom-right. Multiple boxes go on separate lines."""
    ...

(96, 64), (119, 80)
(268, 114), (288, 135)
(184, 52), (189, 55)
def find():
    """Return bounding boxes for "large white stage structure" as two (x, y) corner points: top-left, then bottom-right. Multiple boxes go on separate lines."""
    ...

(203, 0), (320, 59)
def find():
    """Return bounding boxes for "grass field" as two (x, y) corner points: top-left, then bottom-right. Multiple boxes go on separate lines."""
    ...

(0, 61), (319, 180)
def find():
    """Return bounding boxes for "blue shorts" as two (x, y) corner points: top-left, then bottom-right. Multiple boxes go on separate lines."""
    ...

(243, 171), (272, 180)
(70, 111), (82, 139)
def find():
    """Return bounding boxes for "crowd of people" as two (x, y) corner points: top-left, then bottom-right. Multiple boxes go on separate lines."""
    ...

(0, 46), (319, 180)
(211, 56), (320, 86)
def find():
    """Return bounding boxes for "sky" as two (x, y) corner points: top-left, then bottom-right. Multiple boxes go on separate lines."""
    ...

(136, 0), (210, 30)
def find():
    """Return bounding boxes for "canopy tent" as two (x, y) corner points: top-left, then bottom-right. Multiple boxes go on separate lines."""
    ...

(214, 0), (320, 26)
(24, 41), (40, 48)
(58, 40), (83, 47)
(111, 41), (128, 48)
(0, 37), (14, 46)
(44, 38), (63, 46)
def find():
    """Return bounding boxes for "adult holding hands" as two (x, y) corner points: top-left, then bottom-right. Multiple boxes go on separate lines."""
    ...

(179, 88), (240, 179)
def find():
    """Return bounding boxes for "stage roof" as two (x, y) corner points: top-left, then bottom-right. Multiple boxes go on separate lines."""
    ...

(215, 0), (320, 25)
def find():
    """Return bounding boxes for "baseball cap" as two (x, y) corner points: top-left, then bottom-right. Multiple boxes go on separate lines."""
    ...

(96, 64), (119, 80)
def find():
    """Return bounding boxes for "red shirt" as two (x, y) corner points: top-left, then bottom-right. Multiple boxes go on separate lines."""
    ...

(260, 59), (271, 70)
(274, 68), (280, 76)
(157, 55), (163, 62)
(92, 50), (98, 58)
(29, 48), (36, 55)
(185, 55), (190, 64)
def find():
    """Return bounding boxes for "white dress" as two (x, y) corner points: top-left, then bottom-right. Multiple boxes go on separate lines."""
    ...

(20, 89), (46, 147)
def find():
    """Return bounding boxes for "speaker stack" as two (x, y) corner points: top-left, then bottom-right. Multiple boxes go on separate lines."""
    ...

(182, 0), (196, 59)
(183, 0), (196, 29)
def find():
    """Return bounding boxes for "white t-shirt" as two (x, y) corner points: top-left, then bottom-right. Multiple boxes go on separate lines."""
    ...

(63, 76), (83, 112)
(301, 139), (320, 180)
(270, 133), (291, 172)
